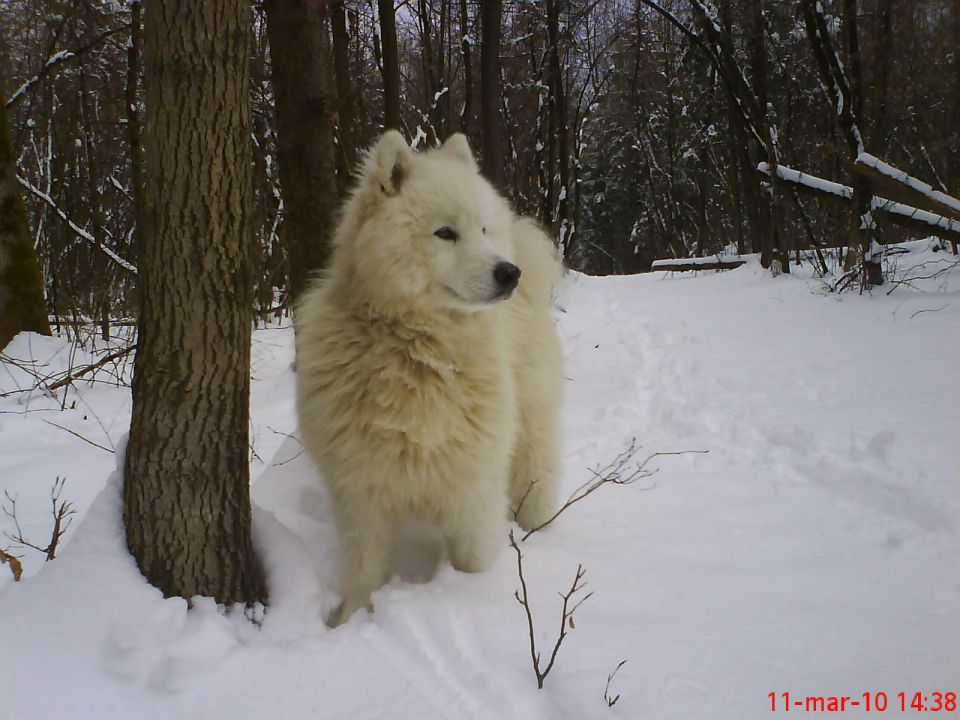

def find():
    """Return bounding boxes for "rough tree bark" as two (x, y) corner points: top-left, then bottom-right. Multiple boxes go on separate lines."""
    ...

(124, 0), (267, 605)
(378, 0), (402, 130)
(264, 0), (338, 302)
(479, 0), (503, 188)
(0, 94), (51, 351)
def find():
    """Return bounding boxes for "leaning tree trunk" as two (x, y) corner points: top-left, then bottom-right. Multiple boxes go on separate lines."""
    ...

(124, 0), (266, 605)
(0, 91), (51, 351)
(264, 0), (338, 303)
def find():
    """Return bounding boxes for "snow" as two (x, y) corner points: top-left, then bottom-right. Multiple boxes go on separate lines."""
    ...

(2, 244), (959, 718)
(410, 126), (428, 149)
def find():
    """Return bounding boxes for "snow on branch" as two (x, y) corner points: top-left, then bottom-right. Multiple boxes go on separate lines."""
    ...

(758, 162), (960, 240)
(17, 175), (138, 274)
(5, 26), (126, 109)
(638, 0), (766, 152)
(855, 153), (960, 220)
(5, 51), (75, 108)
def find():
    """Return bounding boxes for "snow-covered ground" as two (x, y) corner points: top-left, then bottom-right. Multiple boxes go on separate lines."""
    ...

(1, 241), (959, 719)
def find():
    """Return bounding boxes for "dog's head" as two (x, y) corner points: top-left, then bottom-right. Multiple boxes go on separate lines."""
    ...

(337, 131), (519, 313)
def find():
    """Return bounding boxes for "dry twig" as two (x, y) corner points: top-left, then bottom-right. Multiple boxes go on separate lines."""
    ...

(3, 477), (76, 561)
(46, 344), (135, 391)
(42, 420), (114, 454)
(519, 439), (708, 541)
(509, 529), (593, 689)
(604, 660), (628, 707)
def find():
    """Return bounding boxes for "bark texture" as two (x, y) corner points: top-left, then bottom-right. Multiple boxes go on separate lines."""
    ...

(124, 0), (266, 605)
(265, 0), (338, 302)
(0, 92), (51, 351)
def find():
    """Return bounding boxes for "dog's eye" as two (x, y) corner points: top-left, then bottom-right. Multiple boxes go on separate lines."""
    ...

(482, 226), (487, 234)
(434, 227), (458, 242)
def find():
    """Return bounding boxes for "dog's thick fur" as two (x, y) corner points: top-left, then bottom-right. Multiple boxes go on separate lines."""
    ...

(295, 131), (563, 625)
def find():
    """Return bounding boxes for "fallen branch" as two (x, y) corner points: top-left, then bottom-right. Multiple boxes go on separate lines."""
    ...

(509, 529), (592, 690)
(46, 344), (135, 391)
(854, 153), (960, 222)
(42, 420), (114, 454)
(651, 257), (746, 273)
(757, 163), (960, 244)
(909, 304), (950, 320)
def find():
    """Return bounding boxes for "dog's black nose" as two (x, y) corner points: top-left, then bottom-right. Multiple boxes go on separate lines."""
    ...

(493, 262), (521, 292)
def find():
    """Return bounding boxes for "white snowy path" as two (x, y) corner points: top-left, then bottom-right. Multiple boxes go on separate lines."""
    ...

(1, 252), (959, 719)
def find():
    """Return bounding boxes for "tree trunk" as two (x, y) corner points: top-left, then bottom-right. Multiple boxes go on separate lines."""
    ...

(840, 0), (879, 283)
(0, 98), (51, 351)
(124, 0), (266, 605)
(331, 0), (358, 189)
(867, 0), (893, 155)
(802, 0), (879, 285)
(458, 0), (473, 135)
(264, 0), (338, 303)
(546, 0), (571, 251)
(479, 0), (503, 188)
(125, 0), (144, 313)
(378, 0), (402, 130)
(953, 0), (960, 196)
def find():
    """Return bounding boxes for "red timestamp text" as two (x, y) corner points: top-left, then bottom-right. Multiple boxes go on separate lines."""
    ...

(769, 690), (958, 713)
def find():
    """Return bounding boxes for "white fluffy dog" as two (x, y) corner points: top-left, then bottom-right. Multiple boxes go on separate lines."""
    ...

(295, 131), (563, 625)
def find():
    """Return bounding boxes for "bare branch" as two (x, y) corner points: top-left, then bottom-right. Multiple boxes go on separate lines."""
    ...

(2, 478), (76, 561)
(46, 345), (135, 391)
(509, 529), (592, 689)
(6, 26), (127, 108)
(520, 440), (708, 541)
(16, 175), (138, 274)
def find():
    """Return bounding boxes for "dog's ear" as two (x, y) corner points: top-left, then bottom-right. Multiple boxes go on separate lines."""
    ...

(369, 130), (411, 195)
(439, 133), (478, 171)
